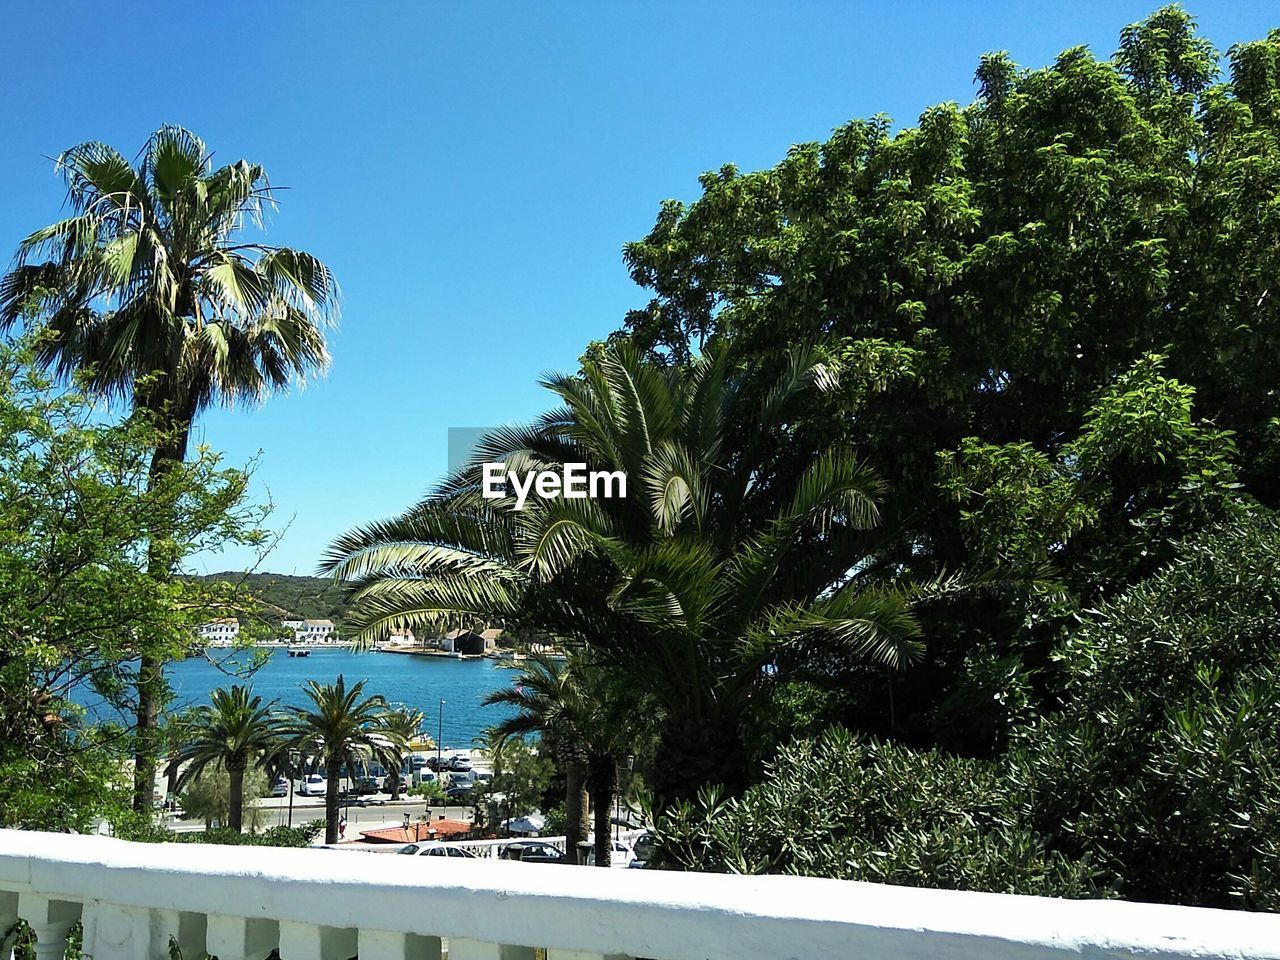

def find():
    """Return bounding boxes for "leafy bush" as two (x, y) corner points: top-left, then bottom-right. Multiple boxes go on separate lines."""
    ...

(1017, 517), (1280, 909)
(654, 518), (1280, 909)
(116, 815), (323, 848)
(407, 781), (447, 802)
(649, 727), (1101, 897)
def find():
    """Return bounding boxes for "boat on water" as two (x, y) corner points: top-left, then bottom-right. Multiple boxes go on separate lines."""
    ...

(287, 647), (311, 658)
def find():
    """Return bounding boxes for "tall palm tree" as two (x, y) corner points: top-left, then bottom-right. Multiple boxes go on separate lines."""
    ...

(0, 125), (338, 812)
(280, 675), (395, 844)
(325, 343), (940, 809)
(378, 708), (425, 801)
(483, 654), (593, 858)
(175, 685), (281, 833)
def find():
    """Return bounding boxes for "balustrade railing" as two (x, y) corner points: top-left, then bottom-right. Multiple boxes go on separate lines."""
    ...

(3, 829), (1279, 960)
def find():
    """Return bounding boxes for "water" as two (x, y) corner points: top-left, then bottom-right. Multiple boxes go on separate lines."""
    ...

(95, 649), (517, 749)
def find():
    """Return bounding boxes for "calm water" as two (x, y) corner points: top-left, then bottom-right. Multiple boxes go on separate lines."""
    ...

(87, 649), (517, 748)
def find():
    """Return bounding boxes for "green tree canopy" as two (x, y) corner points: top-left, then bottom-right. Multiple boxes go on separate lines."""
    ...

(618, 6), (1280, 752)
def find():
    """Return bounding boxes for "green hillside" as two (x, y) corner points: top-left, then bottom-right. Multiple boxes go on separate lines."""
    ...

(193, 572), (348, 626)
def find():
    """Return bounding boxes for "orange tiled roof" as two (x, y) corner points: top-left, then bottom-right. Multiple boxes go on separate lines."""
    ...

(357, 820), (472, 844)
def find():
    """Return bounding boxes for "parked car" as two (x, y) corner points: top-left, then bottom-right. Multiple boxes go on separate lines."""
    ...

(381, 774), (408, 794)
(447, 755), (472, 772)
(298, 774), (327, 797)
(425, 756), (444, 772)
(499, 840), (565, 864)
(352, 775), (381, 794)
(586, 839), (636, 868)
(269, 777), (289, 798)
(407, 755), (429, 770)
(396, 842), (477, 858)
(629, 831), (655, 868)
(444, 784), (475, 802)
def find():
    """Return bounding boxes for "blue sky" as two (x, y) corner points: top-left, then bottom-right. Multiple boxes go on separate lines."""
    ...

(2, 1), (1276, 574)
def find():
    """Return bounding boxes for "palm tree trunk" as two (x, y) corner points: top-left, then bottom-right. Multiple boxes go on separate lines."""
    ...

(589, 756), (617, 868)
(325, 757), (343, 844)
(228, 761), (245, 833)
(390, 757), (402, 801)
(652, 707), (748, 810)
(565, 760), (589, 860)
(132, 415), (194, 814)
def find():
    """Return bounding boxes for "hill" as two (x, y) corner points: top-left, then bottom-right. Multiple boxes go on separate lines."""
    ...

(194, 572), (348, 626)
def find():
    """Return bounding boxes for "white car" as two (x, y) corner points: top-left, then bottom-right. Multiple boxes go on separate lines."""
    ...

(298, 774), (327, 796)
(396, 842), (477, 859)
(586, 839), (636, 868)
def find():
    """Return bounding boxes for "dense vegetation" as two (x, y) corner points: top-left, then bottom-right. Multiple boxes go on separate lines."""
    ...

(329, 7), (1280, 907)
(192, 572), (348, 626)
(3, 2), (1280, 912)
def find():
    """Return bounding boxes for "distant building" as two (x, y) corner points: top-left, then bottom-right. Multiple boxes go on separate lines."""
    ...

(295, 619), (337, 643)
(439, 627), (501, 656)
(199, 618), (240, 645)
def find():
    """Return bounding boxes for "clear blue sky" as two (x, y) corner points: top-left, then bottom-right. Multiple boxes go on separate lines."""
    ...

(2, 2), (1275, 574)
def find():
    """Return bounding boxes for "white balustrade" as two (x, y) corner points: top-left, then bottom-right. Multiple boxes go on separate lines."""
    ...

(1, 828), (1279, 960)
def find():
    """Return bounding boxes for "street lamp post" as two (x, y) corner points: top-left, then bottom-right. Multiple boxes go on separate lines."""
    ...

(438, 699), (447, 819)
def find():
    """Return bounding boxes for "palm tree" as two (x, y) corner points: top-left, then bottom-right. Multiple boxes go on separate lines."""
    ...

(0, 125), (338, 812)
(175, 685), (281, 833)
(378, 708), (424, 801)
(325, 343), (940, 810)
(483, 654), (593, 858)
(280, 675), (396, 844)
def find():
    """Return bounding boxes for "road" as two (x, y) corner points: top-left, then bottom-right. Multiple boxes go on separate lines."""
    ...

(167, 794), (477, 834)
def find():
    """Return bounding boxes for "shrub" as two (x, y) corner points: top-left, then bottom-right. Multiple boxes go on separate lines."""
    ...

(649, 727), (1102, 897)
(1018, 517), (1280, 909)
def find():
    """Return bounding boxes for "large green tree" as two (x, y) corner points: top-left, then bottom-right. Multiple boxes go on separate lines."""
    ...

(326, 344), (943, 806)
(0, 125), (338, 811)
(617, 7), (1280, 752)
(0, 336), (265, 830)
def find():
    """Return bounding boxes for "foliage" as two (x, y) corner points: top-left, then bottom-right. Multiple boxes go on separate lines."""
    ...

(407, 780), (448, 802)
(378, 708), (425, 800)
(176, 685), (282, 832)
(649, 727), (1101, 897)
(177, 764), (271, 832)
(116, 814), (322, 848)
(1, 123), (338, 813)
(192, 571), (349, 627)
(0, 336), (267, 830)
(616, 6), (1280, 754)
(658, 515), (1280, 908)
(483, 652), (650, 856)
(475, 735), (554, 828)
(326, 344), (952, 806)
(1015, 516), (1280, 909)
(0, 124), (338, 424)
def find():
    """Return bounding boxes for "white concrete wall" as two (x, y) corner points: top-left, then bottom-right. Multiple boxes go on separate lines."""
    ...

(1, 829), (1278, 960)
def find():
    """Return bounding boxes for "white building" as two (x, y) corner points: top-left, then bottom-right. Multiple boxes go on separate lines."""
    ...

(294, 619), (337, 644)
(198, 618), (240, 646)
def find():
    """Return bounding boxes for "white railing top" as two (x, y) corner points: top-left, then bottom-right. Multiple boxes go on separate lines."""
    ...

(2, 829), (1279, 959)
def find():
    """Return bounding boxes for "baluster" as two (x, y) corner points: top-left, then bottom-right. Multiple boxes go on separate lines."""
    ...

(1, 892), (19, 960)
(154, 909), (205, 960)
(546, 952), (631, 960)
(357, 930), (445, 960)
(450, 940), (535, 960)
(82, 902), (158, 960)
(205, 914), (275, 960)
(16, 895), (79, 960)
(278, 921), (358, 960)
